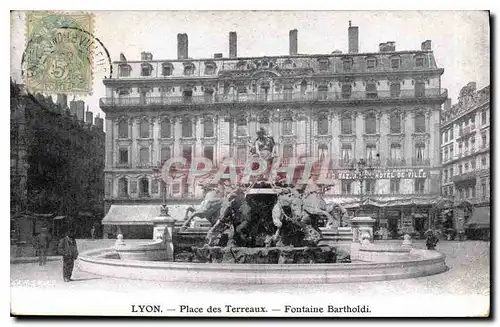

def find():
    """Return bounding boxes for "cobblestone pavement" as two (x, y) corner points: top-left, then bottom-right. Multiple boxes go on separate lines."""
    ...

(10, 240), (490, 296)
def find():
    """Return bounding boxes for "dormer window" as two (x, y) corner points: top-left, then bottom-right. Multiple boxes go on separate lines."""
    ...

(366, 57), (377, 69)
(162, 63), (173, 76)
(119, 64), (131, 77)
(318, 59), (329, 71)
(343, 58), (353, 71)
(141, 63), (153, 77)
(204, 61), (217, 75)
(183, 63), (195, 76)
(390, 57), (400, 69)
(415, 56), (425, 68)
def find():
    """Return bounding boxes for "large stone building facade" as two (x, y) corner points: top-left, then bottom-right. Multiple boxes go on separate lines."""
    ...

(100, 23), (447, 239)
(440, 82), (490, 236)
(11, 81), (105, 247)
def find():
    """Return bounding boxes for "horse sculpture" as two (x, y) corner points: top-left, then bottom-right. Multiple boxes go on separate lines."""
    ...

(179, 188), (223, 232)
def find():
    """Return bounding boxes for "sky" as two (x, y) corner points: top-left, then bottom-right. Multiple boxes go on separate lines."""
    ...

(10, 11), (490, 120)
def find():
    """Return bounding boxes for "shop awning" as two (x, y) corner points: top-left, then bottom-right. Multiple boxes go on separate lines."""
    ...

(325, 195), (451, 209)
(102, 204), (197, 225)
(465, 207), (490, 229)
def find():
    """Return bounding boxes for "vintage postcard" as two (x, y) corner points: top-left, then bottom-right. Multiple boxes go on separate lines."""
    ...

(10, 10), (490, 318)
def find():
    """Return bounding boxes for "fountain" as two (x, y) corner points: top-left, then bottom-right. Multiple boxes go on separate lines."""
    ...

(77, 129), (448, 284)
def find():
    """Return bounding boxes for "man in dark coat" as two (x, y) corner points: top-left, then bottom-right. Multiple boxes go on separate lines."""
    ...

(57, 230), (78, 282)
(37, 228), (52, 266)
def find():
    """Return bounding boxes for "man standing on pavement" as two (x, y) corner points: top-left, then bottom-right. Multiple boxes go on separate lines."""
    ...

(57, 230), (79, 282)
(91, 225), (96, 240)
(37, 228), (51, 266)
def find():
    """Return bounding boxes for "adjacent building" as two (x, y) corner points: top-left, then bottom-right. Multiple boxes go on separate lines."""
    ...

(10, 81), (105, 248)
(100, 23), (447, 239)
(440, 82), (490, 238)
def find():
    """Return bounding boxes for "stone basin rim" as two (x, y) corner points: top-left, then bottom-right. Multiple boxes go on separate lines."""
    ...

(79, 247), (446, 268)
(77, 247), (448, 284)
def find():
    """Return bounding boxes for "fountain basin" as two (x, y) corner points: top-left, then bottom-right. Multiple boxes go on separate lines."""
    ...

(77, 246), (447, 284)
(115, 239), (168, 261)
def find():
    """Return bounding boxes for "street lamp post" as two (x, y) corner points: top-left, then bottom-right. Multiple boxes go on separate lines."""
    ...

(350, 158), (375, 217)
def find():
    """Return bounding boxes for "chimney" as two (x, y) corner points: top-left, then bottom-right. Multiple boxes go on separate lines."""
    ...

(141, 52), (153, 60)
(56, 94), (68, 109)
(289, 29), (298, 55)
(348, 21), (359, 54)
(443, 98), (452, 111)
(229, 32), (237, 58)
(421, 40), (432, 51)
(379, 41), (396, 52)
(95, 114), (104, 131)
(85, 106), (94, 124)
(214, 53), (223, 59)
(177, 33), (188, 60)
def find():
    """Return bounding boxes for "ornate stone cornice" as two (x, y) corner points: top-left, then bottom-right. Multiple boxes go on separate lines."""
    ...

(387, 133), (406, 143)
(180, 137), (197, 145)
(339, 134), (356, 142)
(201, 137), (218, 145)
(411, 133), (430, 142)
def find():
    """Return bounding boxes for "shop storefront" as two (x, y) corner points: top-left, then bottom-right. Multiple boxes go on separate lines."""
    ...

(327, 195), (450, 240)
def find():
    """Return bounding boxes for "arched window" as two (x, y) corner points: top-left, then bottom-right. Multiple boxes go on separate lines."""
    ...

(182, 117), (192, 137)
(118, 119), (128, 138)
(318, 143), (328, 161)
(365, 112), (377, 134)
(162, 63), (173, 76)
(300, 80), (308, 95)
(341, 113), (352, 135)
(140, 118), (149, 138)
(341, 84), (352, 99)
(183, 63), (195, 76)
(259, 113), (270, 133)
(204, 117), (214, 137)
(415, 112), (426, 133)
(141, 63), (153, 77)
(318, 85), (328, 100)
(415, 143), (426, 165)
(160, 119), (171, 138)
(317, 112), (329, 135)
(366, 82), (377, 99)
(139, 178), (149, 197)
(118, 177), (128, 197)
(160, 147), (171, 164)
(390, 112), (401, 133)
(139, 147), (150, 165)
(282, 112), (293, 136)
(390, 83), (401, 97)
(236, 117), (247, 136)
(204, 61), (217, 75)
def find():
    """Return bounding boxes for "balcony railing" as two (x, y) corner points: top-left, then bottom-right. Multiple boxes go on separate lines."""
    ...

(100, 88), (447, 107)
(452, 171), (477, 184)
(411, 158), (431, 166)
(386, 158), (406, 167)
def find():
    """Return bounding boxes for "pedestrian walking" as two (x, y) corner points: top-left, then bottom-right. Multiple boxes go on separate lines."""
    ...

(37, 228), (51, 266)
(32, 232), (39, 257)
(57, 230), (79, 282)
(90, 226), (95, 240)
(425, 229), (439, 250)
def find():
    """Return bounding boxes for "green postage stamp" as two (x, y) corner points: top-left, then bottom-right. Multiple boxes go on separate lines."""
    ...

(23, 12), (94, 94)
